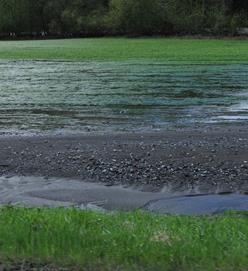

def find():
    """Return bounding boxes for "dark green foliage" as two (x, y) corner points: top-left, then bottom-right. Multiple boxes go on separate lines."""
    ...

(108, 0), (170, 35)
(0, 0), (247, 36)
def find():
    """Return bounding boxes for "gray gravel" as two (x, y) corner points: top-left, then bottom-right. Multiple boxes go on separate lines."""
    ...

(0, 125), (248, 193)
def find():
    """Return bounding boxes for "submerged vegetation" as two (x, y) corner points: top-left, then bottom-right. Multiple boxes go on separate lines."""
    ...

(0, 38), (248, 62)
(0, 207), (248, 270)
(0, 0), (247, 37)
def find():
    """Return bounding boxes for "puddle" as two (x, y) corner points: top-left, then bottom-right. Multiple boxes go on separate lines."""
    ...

(1, 176), (248, 215)
(144, 194), (248, 215)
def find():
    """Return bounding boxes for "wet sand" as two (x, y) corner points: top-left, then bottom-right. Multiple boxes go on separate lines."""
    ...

(0, 125), (248, 194)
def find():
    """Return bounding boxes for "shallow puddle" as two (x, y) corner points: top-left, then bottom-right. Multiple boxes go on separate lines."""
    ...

(1, 176), (248, 215)
(0, 61), (248, 134)
(144, 194), (248, 215)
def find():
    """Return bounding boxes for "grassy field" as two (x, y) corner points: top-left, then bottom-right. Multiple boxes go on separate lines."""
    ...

(0, 207), (248, 270)
(0, 38), (248, 62)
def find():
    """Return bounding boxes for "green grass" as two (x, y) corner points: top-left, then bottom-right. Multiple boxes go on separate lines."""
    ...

(0, 207), (248, 270)
(0, 38), (248, 63)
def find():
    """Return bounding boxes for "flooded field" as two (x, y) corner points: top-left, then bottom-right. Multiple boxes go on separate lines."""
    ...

(0, 60), (248, 134)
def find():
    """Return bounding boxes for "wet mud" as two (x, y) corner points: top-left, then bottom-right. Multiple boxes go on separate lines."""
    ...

(1, 176), (248, 215)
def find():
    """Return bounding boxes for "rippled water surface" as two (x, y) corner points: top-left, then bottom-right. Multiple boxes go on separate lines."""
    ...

(0, 60), (248, 134)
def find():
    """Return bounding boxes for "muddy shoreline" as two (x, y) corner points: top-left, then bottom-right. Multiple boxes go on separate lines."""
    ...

(0, 125), (248, 193)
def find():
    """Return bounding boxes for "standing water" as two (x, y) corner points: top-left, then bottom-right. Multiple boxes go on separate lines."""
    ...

(0, 60), (248, 134)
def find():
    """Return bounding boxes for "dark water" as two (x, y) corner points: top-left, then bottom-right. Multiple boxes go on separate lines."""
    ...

(145, 194), (248, 215)
(0, 60), (248, 134)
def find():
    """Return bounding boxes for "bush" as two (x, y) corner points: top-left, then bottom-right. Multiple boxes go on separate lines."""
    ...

(107, 0), (171, 35)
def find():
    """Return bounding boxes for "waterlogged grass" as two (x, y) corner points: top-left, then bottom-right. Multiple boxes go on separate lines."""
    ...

(0, 207), (248, 270)
(0, 38), (248, 63)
